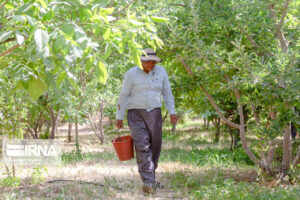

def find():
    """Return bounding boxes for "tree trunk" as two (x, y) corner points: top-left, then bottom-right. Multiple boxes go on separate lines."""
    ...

(266, 141), (275, 174)
(75, 117), (80, 153)
(229, 127), (234, 151)
(162, 111), (168, 123)
(206, 119), (210, 130)
(214, 118), (221, 143)
(34, 127), (38, 139)
(181, 59), (263, 170)
(50, 107), (60, 139)
(172, 123), (177, 133)
(281, 123), (292, 174)
(292, 147), (300, 167)
(46, 120), (51, 137)
(12, 163), (15, 177)
(233, 129), (240, 148)
(68, 123), (72, 142)
(109, 118), (113, 127)
(98, 101), (104, 144)
(251, 105), (260, 126)
(235, 90), (261, 167)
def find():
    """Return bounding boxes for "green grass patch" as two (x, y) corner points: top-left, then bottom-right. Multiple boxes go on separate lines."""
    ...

(61, 150), (115, 164)
(167, 171), (300, 200)
(0, 176), (21, 187)
(192, 179), (300, 200)
(160, 147), (255, 166)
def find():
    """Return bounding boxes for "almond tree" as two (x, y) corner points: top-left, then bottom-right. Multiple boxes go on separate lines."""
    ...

(0, 0), (164, 141)
(156, 0), (299, 177)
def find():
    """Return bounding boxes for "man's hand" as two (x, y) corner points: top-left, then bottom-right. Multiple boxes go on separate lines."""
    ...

(116, 120), (124, 129)
(170, 114), (177, 124)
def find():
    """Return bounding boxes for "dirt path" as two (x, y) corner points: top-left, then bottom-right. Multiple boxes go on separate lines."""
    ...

(0, 123), (191, 199)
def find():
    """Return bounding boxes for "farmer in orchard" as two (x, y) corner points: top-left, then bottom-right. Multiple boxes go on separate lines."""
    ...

(116, 48), (177, 194)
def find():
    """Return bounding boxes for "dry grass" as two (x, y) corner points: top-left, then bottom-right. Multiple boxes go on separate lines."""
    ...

(0, 122), (194, 199)
(0, 119), (267, 199)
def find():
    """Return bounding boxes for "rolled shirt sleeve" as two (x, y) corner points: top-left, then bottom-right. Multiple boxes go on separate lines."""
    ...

(162, 68), (176, 115)
(116, 71), (133, 120)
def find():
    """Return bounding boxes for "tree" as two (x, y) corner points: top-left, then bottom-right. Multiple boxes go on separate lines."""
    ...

(0, 0), (164, 144)
(154, 0), (299, 176)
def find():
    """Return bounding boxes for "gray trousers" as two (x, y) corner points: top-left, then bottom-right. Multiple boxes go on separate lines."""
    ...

(127, 107), (162, 184)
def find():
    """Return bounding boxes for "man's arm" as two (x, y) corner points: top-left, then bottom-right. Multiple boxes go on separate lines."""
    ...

(116, 71), (132, 124)
(161, 67), (177, 124)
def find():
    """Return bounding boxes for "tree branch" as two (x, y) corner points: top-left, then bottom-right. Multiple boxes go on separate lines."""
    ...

(292, 147), (300, 167)
(170, 4), (187, 7)
(251, 105), (260, 127)
(0, 43), (21, 57)
(277, 0), (290, 31)
(238, 26), (259, 48)
(111, 0), (136, 16)
(179, 59), (193, 76)
(0, 36), (27, 57)
(282, 122), (292, 173)
(180, 58), (240, 129)
(234, 87), (261, 166)
(200, 86), (240, 129)
(267, 144), (275, 166)
(266, 0), (276, 18)
(224, 74), (261, 166)
(0, 37), (16, 45)
(266, 0), (289, 52)
(0, 0), (8, 9)
(238, 26), (275, 57)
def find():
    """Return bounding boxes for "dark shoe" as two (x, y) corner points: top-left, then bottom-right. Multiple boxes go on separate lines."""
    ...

(142, 183), (156, 194)
(154, 181), (165, 189)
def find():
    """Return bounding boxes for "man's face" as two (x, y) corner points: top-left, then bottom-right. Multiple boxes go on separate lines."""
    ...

(142, 60), (156, 73)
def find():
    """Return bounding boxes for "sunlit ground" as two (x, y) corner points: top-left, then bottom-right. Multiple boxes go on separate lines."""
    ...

(0, 119), (299, 199)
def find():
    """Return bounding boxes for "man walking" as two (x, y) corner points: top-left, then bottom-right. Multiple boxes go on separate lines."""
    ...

(115, 48), (177, 194)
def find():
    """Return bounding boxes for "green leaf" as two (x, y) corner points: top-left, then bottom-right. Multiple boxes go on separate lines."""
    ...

(95, 61), (108, 83)
(102, 27), (111, 40)
(13, 15), (27, 22)
(92, 24), (101, 36)
(37, 0), (47, 8)
(154, 36), (164, 48)
(79, 8), (92, 20)
(34, 29), (49, 49)
(26, 16), (36, 26)
(15, 4), (32, 15)
(36, 47), (50, 58)
(145, 23), (157, 32)
(43, 10), (54, 21)
(16, 33), (25, 45)
(83, 8), (92, 18)
(85, 56), (94, 72)
(104, 44), (112, 60)
(45, 73), (56, 89)
(28, 78), (47, 100)
(53, 35), (65, 53)
(100, 7), (115, 14)
(118, 41), (124, 54)
(44, 58), (54, 71)
(0, 30), (13, 43)
(133, 51), (142, 69)
(56, 72), (67, 86)
(151, 16), (169, 23)
(60, 23), (75, 36)
(129, 19), (144, 26)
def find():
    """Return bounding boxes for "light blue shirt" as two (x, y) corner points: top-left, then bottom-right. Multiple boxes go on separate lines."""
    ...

(116, 65), (175, 120)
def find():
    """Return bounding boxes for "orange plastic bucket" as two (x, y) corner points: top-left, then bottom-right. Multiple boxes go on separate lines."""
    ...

(112, 135), (134, 161)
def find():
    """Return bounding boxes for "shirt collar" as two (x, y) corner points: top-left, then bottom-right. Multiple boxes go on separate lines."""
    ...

(137, 65), (157, 74)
